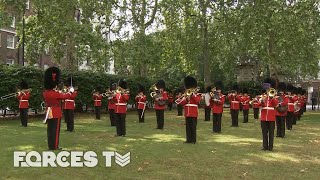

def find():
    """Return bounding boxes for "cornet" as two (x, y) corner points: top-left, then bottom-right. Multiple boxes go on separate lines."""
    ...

(101, 89), (115, 97)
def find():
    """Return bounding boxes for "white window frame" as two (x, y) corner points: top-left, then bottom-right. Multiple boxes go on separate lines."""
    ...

(26, 0), (30, 10)
(6, 35), (15, 49)
(10, 17), (16, 28)
(6, 59), (14, 65)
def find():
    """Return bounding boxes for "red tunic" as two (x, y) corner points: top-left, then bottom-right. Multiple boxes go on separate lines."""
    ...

(228, 94), (241, 110)
(113, 93), (130, 114)
(16, 91), (30, 109)
(252, 96), (260, 109)
(287, 95), (298, 112)
(93, 94), (102, 107)
(168, 94), (174, 103)
(107, 96), (116, 110)
(43, 90), (73, 119)
(63, 91), (78, 110)
(211, 94), (225, 114)
(275, 95), (288, 117)
(177, 94), (202, 118)
(154, 91), (168, 110)
(135, 95), (147, 110)
(241, 95), (250, 110)
(260, 96), (278, 121)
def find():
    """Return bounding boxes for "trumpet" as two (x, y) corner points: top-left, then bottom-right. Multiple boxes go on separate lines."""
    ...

(101, 89), (115, 97)
(0, 89), (32, 101)
(116, 87), (130, 94)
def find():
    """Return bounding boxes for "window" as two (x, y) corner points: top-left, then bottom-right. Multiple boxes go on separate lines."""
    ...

(11, 17), (16, 28)
(26, 1), (30, 10)
(44, 64), (49, 70)
(44, 47), (49, 55)
(6, 59), (14, 65)
(7, 35), (15, 49)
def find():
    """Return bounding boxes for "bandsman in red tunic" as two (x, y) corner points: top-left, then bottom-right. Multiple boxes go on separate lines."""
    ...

(153, 80), (168, 130)
(43, 67), (74, 150)
(275, 82), (288, 138)
(63, 77), (78, 132)
(291, 87), (299, 125)
(16, 80), (31, 127)
(252, 90), (261, 120)
(135, 84), (147, 123)
(108, 83), (117, 126)
(113, 79), (130, 136)
(176, 76), (201, 144)
(167, 90), (174, 111)
(259, 78), (279, 151)
(228, 84), (241, 127)
(204, 86), (212, 121)
(175, 88), (184, 116)
(93, 87), (103, 120)
(211, 81), (225, 133)
(241, 88), (250, 123)
(286, 84), (296, 130)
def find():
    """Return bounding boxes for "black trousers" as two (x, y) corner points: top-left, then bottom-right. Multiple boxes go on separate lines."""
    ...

(253, 108), (259, 119)
(243, 109), (249, 123)
(230, 109), (239, 127)
(109, 109), (116, 126)
(186, 117), (197, 143)
(177, 105), (183, 116)
(20, 108), (28, 127)
(156, 109), (164, 129)
(115, 113), (126, 136)
(292, 113), (297, 125)
(213, 113), (222, 133)
(138, 109), (145, 122)
(276, 116), (286, 138)
(204, 108), (211, 121)
(286, 112), (293, 130)
(261, 121), (275, 150)
(168, 103), (173, 111)
(63, 109), (74, 132)
(312, 103), (316, 110)
(47, 118), (61, 150)
(95, 106), (101, 120)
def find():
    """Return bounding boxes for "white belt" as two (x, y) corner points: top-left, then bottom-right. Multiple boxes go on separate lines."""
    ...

(20, 100), (28, 102)
(138, 102), (146, 104)
(262, 107), (274, 110)
(288, 103), (294, 105)
(185, 104), (198, 107)
(116, 103), (127, 106)
(65, 100), (74, 102)
(231, 101), (239, 103)
(95, 100), (101, 101)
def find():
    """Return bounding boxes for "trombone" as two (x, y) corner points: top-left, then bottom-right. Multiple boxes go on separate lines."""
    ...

(0, 89), (32, 101)
(175, 87), (200, 104)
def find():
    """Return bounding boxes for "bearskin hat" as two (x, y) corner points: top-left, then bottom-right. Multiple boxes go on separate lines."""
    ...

(175, 87), (184, 94)
(263, 77), (276, 89)
(214, 81), (224, 90)
(232, 83), (239, 92)
(118, 79), (127, 89)
(20, 80), (28, 89)
(184, 76), (197, 89)
(243, 87), (248, 94)
(156, 80), (166, 89)
(138, 84), (145, 93)
(44, 67), (61, 90)
(277, 82), (286, 92)
(206, 86), (212, 93)
(95, 86), (103, 93)
(286, 84), (294, 92)
(110, 83), (117, 91)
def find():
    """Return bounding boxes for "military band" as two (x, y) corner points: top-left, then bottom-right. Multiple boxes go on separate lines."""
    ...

(228, 85), (241, 127)
(211, 81), (225, 133)
(175, 89), (184, 116)
(108, 83), (117, 126)
(152, 80), (168, 130)
(275, 82), (288, 138)
(241, 88), (250, 123)
(135, 84), (147, 123)
(204, 86), (212, 121)
(93, 87), (102, 120)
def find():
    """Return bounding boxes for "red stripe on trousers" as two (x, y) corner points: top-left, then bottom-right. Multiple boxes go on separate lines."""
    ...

(55, 118), (61, 149)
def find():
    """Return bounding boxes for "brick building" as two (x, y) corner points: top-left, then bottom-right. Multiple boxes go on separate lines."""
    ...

(0, 0), (55, 69)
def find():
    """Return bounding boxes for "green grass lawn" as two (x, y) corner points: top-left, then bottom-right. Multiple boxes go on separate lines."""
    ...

(1, 109), (320, 180)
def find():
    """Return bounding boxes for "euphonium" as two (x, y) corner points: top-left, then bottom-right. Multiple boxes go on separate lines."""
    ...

(150, 83), (159, 98)
(268, 88), (277, 97)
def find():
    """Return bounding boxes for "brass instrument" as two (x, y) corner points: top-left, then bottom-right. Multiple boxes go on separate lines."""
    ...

(175, 87), (200, 104)
(116, 86), (130, 94)
(150, 83), (159, 98)
(268, 88), (277, 98)
(101, 89), (115, 98)
(0, 89), (32, 101)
